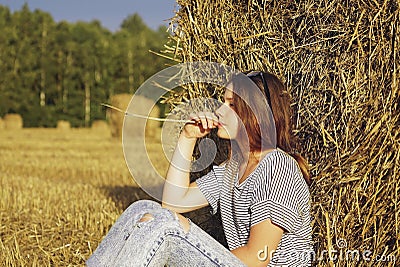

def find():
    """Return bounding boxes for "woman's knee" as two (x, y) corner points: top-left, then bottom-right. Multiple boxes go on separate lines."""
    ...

(138, 212), (155, 223)
(126, 199), (161, 212)
(124, 200), (170, 221)
(151, 209), (190, 234)
(124, 200), (188, 231)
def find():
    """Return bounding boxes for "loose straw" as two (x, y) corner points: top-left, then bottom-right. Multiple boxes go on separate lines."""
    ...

(101, 103), (194, 123)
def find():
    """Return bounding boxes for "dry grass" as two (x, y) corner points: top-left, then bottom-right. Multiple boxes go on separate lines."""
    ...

(0, 128), (166, 266)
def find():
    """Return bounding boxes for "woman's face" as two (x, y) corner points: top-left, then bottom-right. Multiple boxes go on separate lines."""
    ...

(215, 89), (240, 140)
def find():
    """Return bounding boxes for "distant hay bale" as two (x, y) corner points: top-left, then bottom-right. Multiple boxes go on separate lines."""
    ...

(56, 120), (71, 130)
(109, 94), (131, 139)
(91, 120), (111, 137)
(163, 0), (400, 264)
(4, 114), (23, 130)
(145, 105), (161, 138)
(109, 94), (160, 139)
(92, 120), (109, 131)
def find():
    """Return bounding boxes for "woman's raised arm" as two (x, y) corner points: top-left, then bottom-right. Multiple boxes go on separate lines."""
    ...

(162, 112), (218, 213)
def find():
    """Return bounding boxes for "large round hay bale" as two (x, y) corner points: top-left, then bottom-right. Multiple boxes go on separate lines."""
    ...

(56, 120), (71, 130)
(163, 0), (400, 263)
(4, 114), (23, 130)
(91, 120), (111, 137)
(0, 117), (4, 130)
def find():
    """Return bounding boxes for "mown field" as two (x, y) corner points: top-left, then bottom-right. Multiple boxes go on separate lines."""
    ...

(0, 128), (167, 266)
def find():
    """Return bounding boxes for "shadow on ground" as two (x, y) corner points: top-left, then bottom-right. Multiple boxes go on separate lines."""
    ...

(101, 185), (228, 248)
(101, 185), (156, 210)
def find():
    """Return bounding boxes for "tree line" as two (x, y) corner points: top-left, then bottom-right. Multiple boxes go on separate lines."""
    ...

(0, 4), (170, 127)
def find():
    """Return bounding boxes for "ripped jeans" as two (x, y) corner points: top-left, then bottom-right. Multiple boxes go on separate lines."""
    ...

(86, 200), (246, 267)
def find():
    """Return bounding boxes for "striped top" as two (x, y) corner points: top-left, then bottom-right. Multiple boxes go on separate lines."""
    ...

(196, 149), (313, 266)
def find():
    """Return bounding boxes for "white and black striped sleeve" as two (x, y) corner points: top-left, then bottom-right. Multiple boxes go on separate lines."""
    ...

(249, 155), (302, 233)
(195, 165), (224, 214)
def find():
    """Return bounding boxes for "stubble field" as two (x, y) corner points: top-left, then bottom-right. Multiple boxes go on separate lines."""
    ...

(0, 128), (167, 266)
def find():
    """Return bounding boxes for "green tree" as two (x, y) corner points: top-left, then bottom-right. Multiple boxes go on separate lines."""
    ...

(0, 5), (14, 115)
(0, 5), (170, 127)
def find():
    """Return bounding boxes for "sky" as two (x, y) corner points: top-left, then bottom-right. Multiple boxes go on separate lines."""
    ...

(0, 0), (178, 31)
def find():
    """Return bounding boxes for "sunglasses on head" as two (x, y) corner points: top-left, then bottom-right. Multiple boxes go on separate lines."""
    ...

(246, 71), (273, 114)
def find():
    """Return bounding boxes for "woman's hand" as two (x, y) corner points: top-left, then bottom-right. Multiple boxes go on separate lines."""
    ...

(182, 112), (219, 139)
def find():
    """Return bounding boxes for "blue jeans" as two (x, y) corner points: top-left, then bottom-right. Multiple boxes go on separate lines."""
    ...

(86, 200), (246, 267)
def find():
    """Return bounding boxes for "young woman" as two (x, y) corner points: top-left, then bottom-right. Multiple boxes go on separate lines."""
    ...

(87, 71), (313, 266)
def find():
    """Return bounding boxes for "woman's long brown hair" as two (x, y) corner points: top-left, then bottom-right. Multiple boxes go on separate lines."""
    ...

(232, 72), (311, 185)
